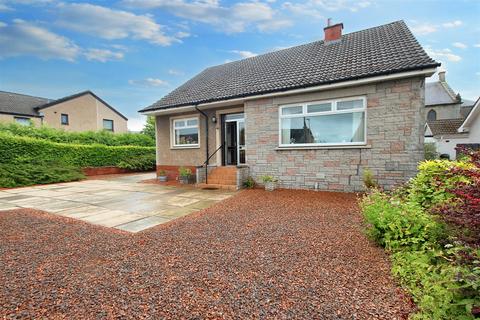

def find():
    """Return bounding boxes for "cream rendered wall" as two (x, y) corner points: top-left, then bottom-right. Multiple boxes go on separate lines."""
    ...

(0, 114), (42, 125)
(41, 94), (98, 131)
(41, 94), (128, 133)
(95, 99), (128, 133)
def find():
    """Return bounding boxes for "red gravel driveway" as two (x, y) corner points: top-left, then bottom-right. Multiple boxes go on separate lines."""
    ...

(0, 189), (413, 319)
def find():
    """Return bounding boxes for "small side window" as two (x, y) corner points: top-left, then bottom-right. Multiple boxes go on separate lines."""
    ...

(14, 117), (31, 126)
(103, 119), (114, 132)
(427, 109), (437, 122)
(61, 114), (69, 125)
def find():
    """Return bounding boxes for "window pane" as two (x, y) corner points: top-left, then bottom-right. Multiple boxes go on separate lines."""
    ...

(175, 128), (198, 145)
(337, 99), (364, 111)
(61, 114), (68, 125)
(174, 120), (185, 128)
(307, 103), (331, 113)
(15, 118), (31, 126)
(103, 119), (113, 131)
(186, 119), (198, 126)
(281, 112), (365, 144)
(282, 106), (303, 115)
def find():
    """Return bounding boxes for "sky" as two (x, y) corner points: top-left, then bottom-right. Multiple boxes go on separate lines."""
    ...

(0, 0), (479, 131)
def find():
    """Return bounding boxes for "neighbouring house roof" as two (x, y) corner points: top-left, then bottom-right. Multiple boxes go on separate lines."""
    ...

(425, 81), (458, 106)
(459, 98), (480, 133)
(140, 20), (439, 113)
(0, 90), (128, 121)
(36, 90), (128, 121)
(427, 119), (465, 136)
(0, 91), (51, 117)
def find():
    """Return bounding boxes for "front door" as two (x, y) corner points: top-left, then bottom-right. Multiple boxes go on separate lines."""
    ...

(224, 113), (245, 165)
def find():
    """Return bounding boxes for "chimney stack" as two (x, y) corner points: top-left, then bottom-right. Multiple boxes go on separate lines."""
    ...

(438, 71), (446, 82)
(324, 19), (343, 42)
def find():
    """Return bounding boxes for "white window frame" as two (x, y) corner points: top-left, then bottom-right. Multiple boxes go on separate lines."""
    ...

(171, 116), (200, 148)
(278, 96), (367, 147)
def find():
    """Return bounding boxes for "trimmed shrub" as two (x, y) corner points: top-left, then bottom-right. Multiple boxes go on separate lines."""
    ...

(0, 162), (85, 187)
(0, 133), (155, 168)
(0, 122), (155, 146)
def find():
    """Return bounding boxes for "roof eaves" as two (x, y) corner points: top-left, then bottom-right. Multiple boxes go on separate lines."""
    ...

(140, 63), (440, 113)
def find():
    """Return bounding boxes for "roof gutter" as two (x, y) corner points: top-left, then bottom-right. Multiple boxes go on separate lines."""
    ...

(141, 67), (437, 116)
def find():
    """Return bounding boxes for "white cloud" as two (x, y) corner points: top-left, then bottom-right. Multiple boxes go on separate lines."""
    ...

(122, 0), (292, 33)
(257, 19), (293, 32)
(56, 3), (180, 46)
(129, 78), (169, 87)
(452, 42), (467, 49)
(282, 2), (323, 19)
(0, 19), (79, 61)
(84, 48), (124, 62)
(0, 19), (131, 62)
(425, 47), (462, 62)
(127, 116), (147, 132)
(229, 50), (257, 59)
(410, 23), (437, 35)
(168, 69), (184, 76)
(442, 20), (462, 28)
(474, 44), (480, 48)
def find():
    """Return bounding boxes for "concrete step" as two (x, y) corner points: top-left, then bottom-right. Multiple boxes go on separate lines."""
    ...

(196, 183), (237, 191)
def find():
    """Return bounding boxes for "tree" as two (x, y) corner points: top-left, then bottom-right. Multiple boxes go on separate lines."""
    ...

(141, 116), (156, 140)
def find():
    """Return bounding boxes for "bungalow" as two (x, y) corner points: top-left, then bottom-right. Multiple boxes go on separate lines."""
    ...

(0, 90), (128, 133)
(139, 20), (440, 192)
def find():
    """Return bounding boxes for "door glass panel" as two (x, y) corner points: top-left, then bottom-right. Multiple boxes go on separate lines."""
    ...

(225, 122), (237, 165)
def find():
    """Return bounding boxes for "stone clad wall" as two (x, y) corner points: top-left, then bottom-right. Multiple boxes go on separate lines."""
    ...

(244, 77), (425, 192)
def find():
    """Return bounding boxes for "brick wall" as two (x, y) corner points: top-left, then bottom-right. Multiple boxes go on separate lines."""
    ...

(244, 77), (425, 192)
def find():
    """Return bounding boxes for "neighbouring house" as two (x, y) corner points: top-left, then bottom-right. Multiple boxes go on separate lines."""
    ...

(425, 71), (475, 122)
(0, 90), (128, 133)
(425, 98), (480, 159)
(424, 71), (479, 159)
(139, 20), (440, 192)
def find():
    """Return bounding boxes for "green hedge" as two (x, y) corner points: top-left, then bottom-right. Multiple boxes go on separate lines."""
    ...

(0, 122), (155, 147)
(0, 133), (156, 168)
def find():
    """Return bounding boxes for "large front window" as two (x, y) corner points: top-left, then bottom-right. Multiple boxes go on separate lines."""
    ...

(279, 97), (366, 147)
(172, 117), (199, 147)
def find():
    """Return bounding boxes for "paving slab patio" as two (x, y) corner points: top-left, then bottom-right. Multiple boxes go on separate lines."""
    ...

(0, 173), (235, 232)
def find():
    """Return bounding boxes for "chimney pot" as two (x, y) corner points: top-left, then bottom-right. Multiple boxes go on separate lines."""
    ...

(324, 21), (343, 42)
(438, 71), (446, 82)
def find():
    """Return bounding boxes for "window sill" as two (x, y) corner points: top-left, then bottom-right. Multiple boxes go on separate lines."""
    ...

(275, 145), (371, 151)
(170, 145), (200, 150)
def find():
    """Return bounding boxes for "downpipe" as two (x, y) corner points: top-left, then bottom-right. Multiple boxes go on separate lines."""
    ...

(195, 105), (209, 184)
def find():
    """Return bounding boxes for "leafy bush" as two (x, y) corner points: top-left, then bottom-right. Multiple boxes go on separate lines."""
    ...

(0, 122), (155, 146)
(392, 249), (479, 320)
(361, 152), (480, 319)
(0, 162), (85, 187)
(261, 175), (278, 183)
(360, 190), (444, 251)
(243, 176), (255, 189)
(362, 168), (378, 189)
(436, 148), (480, 246)
(178, 167), (192, 177)
(117, 154), (156, 171)
(0, 133), (155, 168)
(424, 142), (438, 160)
(408, 160), (472, 209)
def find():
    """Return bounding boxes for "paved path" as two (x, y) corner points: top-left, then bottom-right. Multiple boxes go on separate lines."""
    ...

(0, 173), (235, 232)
